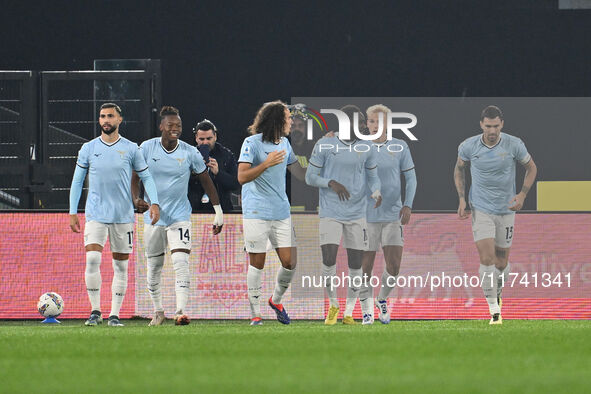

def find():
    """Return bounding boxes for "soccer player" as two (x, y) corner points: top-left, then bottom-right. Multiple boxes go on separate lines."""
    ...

(69, 102), (160, 327)
(305, 105), (382, 325)
(131, 106), (223, 326)
(358, 104), (417, 325)
(237, 100), (305, 326)
(454, 105), (537, 325)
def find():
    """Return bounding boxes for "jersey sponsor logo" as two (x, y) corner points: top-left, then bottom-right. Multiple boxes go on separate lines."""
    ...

(94, 153), (101, 157)
(152, 158), (160, 162)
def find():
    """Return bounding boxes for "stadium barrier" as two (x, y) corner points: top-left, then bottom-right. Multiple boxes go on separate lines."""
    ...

(1, 212), (589, 320)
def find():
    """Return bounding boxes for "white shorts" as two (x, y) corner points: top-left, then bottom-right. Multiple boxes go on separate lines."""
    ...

(471, 209), (516, 248)
(367, 221), (404, 251)
(84, 221), (134, 254)
(319, 217), (368, 250)
(243, 217), (296, 253)
(144, 221), (192, 257)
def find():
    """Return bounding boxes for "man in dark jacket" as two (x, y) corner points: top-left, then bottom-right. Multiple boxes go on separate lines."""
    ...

(188, 119), (240, 212)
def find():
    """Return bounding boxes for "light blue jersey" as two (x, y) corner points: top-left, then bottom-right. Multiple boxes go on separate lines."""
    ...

(76, 136), (149, 223)
(140, 138), (206, 226)
(366, 139), (415, 222)
(458, 132), (531, 215)
(238, 133), (297, 220)
(307, 137), (380, 221)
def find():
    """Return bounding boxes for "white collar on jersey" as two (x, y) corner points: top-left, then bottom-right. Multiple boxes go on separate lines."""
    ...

(480, 134), (502, 149)
(99, 136), (121, 146)
(160, 140), (179, 153)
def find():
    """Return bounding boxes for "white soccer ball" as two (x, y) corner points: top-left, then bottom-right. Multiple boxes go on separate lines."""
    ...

(37, 292), (64, 317)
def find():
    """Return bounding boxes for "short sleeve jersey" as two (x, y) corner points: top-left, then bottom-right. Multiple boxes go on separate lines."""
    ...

(139, 138), (206, 226)
(76, 136), (148, 223)
(458, 132), (531, 215)
(238, 134), (297, 220)
(309, 137), (378, 221)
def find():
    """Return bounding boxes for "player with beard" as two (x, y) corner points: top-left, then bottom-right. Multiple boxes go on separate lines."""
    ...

(132, 106), (223, 325)
(454, 105), (537, 325)
(69, 103), (160, 327)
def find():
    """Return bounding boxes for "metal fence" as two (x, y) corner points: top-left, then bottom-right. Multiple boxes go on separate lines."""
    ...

(0, 69), (160, 209)
(0, 71), (37, 209)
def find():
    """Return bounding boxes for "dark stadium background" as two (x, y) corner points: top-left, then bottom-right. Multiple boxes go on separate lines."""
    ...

(1, 0), (589, 210)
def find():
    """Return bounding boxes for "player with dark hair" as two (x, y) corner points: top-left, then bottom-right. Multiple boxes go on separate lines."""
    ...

(305, 105), (382, 325)
(132, 106), (223, 326)
(237, 100), (305, 325)
(454, 105), (537, 325)
(69, 102), (160, 327)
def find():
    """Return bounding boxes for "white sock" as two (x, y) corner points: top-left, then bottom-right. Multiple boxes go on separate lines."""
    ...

(147, 255), (165, 312)
(85, 251), (102, 312)
(378, 270), (397, 301)
(172, 252), (190, 314)
(321, 263), (338, 308)
(479, 264), (499, 315)
(359, 274), (373, 316)
(110, 259), (128, 318)
(272, 266), (295, 304)
(247, 265), (263, 318)
(344, 268), (362, 317)
(495, 262), (511, 298)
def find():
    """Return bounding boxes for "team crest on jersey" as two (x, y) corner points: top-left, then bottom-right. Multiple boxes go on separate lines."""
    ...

(176, 157), (186, 166)
(116, 150), (126, 159)
(497, 152), (508, 159)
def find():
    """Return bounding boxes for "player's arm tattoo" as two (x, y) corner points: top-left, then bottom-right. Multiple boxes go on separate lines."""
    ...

(520, 157), (537, 196)
(454, 157), (467, 199)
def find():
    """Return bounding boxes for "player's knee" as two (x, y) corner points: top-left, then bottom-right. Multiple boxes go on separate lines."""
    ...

(171, 252), (189, 273)
(386, 263), (400, 276)
(112, 259), (128, 275)
(281, 260), (295, 270)
(480, 254), (495, 266)
(85, 251), (101, 273)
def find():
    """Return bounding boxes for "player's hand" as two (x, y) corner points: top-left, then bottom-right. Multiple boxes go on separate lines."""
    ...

(149, 204), (160, 225)
(264, 150), (286, 168)
(212, 204), (223, 235)
(134, 198), (150, 213)
(329, 180), (350, 201)
(207, 158), (219, 175)
(69, 214), (81, 233)
(457, 198), (470, 219)
(508, 192), (526, 211)
(371, 189), (382, 208)
(400, 206), (412, 225)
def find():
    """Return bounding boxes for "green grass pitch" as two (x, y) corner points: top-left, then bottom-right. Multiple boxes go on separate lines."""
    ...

(1, 319), (590, 393)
